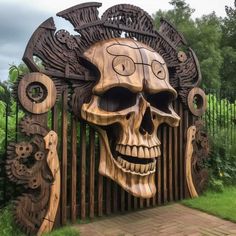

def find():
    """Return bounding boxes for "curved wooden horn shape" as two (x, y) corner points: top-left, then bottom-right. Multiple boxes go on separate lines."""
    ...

(185, 126), (198, 198)
(37, 131), (60, 235)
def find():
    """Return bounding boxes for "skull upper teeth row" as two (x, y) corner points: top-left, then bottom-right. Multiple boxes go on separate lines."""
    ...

(116, 144), (160, 158)
(117, 156), (156, 175)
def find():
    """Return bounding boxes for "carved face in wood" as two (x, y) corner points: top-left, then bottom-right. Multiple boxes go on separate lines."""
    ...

(81, 38), (180, 198)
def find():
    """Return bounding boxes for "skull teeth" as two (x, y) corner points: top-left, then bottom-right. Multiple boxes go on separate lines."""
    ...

(117, 156), (156, 175)
(116, 144), (160, 158)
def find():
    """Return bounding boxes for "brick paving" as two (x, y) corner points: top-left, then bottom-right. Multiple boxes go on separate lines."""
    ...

(74, 204), (236, 236)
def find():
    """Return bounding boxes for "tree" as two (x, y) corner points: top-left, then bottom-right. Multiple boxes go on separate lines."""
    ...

(153, 0), (223, 89)
(220, 0), (236, 91)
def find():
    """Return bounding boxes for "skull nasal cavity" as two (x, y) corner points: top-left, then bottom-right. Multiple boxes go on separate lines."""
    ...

(139, 107), (154, 135)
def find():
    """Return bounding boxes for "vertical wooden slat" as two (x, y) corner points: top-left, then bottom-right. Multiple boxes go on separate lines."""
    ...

(173, 101), (179, 201)
(146, 198), (150, 208)
(157, 128), (162, 205)
(89, 128), (95, 218)
(98, 173), (103, 216)
(162, 126), (167, 203)
(106, 179), (111, 215)
(61, 88), (68, 225)
(127, 193), (132, 211)
(183, 110), (189, 198)
(71, 117), (77, 223)
(112, 183), (118, 213)
(179, 103), (184, 200)
(52, 105), (58, 132)
(133, 197), (138, 210)
(121, 189), (125, 212)
(168, 127), (173, 202)
(139, 198), (144, 208)
(80, 122), (86, 219)
(152, 151), (157, 206)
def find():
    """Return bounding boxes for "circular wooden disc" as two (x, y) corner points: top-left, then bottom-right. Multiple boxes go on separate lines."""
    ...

(18, 72), (57, 114)
(178, 51), (187, 62)
(187, 87), (207, 116)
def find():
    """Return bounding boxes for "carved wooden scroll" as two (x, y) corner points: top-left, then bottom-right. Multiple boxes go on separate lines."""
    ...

(185, 121), (209, 197)
(185, 126), (198, 197)
(6, 2), (208, 234)
(37, 131), (60, 235)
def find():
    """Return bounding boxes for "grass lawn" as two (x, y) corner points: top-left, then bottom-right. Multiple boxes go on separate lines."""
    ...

(0, 205), (79, 236)
(182, 186), (236, 223)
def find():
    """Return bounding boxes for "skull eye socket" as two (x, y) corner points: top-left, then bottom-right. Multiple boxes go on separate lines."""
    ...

(147, 91), (175, 114)
(112, 56), (135, 76)
(151, 60), (166, 80)
(99, 87), (136, 112)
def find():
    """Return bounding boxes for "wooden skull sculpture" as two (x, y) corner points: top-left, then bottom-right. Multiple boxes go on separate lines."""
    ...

(81, 38), (180, 198)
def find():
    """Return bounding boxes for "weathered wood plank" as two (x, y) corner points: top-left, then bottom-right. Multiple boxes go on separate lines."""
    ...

(184, 110), (189, 198)
(98, 173), (103, 216)
(179, 103), (184, 200)
(173, 101), (179, 201)
(127, 193), (132, 211)
(157, 128), (162, 205)
(71, 117), (77, 223)
(168, 127), (173, 202)
(80, 122), (86, 219)
(112, 183), (118, 213)
(121, 189), (125, 212)
(106, 179), (111, 215)
(89, 128), (95, 218)
(133, 197), (138, 210)
(162, 126), (167, 204)
(61, 88), (68, 225)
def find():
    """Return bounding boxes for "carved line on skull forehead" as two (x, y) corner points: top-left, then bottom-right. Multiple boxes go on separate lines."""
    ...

(107, 43), (166, 65)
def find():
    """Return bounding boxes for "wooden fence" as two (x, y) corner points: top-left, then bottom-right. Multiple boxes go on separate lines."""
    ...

(0, 88), (235, 224)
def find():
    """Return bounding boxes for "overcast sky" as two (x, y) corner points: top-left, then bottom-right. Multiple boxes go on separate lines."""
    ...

(0, 0), (234, 81)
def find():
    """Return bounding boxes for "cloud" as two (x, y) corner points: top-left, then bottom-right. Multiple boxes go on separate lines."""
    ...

(0, 1), (52, 80)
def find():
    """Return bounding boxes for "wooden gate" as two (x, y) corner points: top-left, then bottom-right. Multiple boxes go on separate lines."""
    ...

(5, 3), (208, 235)
(52, 95), (203, 225)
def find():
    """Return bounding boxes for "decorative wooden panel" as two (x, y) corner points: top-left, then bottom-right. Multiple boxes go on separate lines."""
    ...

(6, 2), (208, 235)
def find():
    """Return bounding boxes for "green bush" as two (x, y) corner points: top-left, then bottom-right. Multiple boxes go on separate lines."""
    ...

(204, 93), (236, 189)
(0, 205), (24, 236)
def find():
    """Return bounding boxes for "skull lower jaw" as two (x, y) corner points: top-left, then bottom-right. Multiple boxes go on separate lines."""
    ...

(97, 129), (157, 198)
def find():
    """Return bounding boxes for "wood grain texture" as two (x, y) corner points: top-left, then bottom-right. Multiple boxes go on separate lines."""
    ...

(38, 131), (60, 235)
(89, 128), (95, 218)
(188, 88), (207, 117)
(61, 88), (68, 225)
(18, 73), (57, 114)
(80, 122), (86, 219)
(71, 118), (77, 223)
(185, 126), (198, 198)
(168, 127), (173, 202)
(8, 2), (207, 233)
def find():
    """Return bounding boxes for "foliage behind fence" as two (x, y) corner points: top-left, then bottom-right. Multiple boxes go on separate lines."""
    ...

(204, 89), (236, 186)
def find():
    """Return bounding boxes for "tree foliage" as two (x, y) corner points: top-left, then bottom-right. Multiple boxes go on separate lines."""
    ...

(153, 0), (236, 91)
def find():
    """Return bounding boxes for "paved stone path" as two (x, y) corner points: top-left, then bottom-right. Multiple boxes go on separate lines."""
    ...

(75, 204), (236, 236)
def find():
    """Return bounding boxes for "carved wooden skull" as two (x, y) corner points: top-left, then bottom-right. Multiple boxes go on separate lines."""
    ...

(81, 38), (180, 198)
